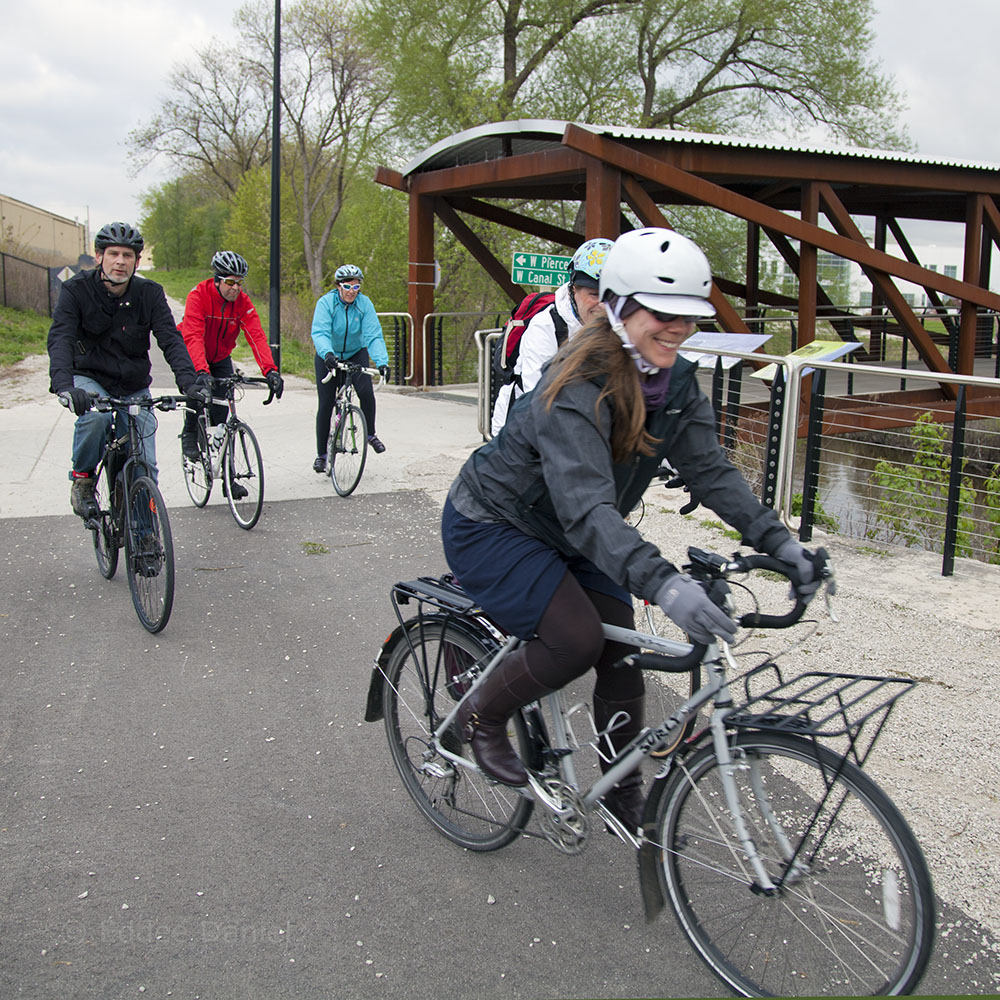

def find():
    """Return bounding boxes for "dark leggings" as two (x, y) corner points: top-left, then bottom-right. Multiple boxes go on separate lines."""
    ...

(523, 570), (644, 702)
(313, 349), (376, 454)
(183, 355), (235, 433)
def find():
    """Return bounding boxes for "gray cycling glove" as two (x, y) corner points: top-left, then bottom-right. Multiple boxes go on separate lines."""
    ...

(655, 572), (737, 645)
(773, 539), (822, 604)
(58, 387), (93, 415)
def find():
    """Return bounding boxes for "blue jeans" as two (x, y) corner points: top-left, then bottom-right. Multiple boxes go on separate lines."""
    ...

(71, 375), (158, 483)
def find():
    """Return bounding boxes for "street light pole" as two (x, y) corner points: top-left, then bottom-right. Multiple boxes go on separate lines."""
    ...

(268, 0), (282, 371)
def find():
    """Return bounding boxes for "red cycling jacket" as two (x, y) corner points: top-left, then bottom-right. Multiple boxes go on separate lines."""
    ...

(179, 278), (277, 374)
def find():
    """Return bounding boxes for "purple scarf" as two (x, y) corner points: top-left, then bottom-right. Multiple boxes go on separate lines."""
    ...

(640, 367), (672, 410)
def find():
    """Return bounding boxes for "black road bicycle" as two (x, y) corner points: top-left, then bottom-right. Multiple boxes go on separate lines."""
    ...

(181, 372), (275, 530)
(367, 548), (934, 997)
(68, 393), (182, 633)
(320, 360), (383, 497)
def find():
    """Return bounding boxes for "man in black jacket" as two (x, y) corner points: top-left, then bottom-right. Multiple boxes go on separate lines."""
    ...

(47, 222), (211, 517)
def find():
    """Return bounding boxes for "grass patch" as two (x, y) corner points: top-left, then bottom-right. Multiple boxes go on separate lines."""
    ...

(0, 305), (50, 367)
(301, 540), (330, 555)
(147, 266), (203, 303)
(698, 518), (742, 541)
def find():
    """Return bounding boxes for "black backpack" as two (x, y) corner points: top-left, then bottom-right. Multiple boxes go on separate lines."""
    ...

(492, 291), (569, 389)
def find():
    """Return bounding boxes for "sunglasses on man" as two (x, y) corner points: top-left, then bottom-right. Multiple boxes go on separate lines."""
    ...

(339, 282), (361, 291)
(220, 277), (244, 287)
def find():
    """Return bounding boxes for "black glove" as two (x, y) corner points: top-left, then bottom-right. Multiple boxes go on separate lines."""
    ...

(266, 369), (284, 398)
(186, 372), (213, 406)
(58, 387), (93, 416)
(655, 573), (737, 645)
(323, 353), (337, 372)
(773, 539), (825, 604)
(378, 365), (390, 380)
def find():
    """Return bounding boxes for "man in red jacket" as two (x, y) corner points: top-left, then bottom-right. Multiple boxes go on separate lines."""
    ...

(179, 251), (283, 459)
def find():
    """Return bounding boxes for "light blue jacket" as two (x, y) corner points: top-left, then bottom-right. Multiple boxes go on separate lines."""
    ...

(310, 290), (389, 367)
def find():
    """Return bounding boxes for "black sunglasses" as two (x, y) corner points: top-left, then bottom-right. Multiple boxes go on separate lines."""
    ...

(645, 308), (700, 324)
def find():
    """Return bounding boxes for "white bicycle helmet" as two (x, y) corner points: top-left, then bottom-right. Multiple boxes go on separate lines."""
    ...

(211, 250), (249, 278)
(599, 228), (715, 318)
(570, 237), (614, 289)
(334, 264), (364, 282)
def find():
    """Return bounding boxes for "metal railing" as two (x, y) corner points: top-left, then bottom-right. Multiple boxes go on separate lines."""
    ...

(376, 311), (414, 384)
(422, 310), (506, 387)
(474, 333), (1000, 575)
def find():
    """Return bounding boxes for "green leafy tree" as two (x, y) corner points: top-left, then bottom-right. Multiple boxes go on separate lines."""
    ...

(871, 412), (976, 557)
(140, 176), (230, 271)
(362, 0), (908, 149)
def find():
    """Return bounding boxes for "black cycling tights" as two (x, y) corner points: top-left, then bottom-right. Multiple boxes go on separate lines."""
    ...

(522, 570), (644, 703)
(313, 349), (376, 454)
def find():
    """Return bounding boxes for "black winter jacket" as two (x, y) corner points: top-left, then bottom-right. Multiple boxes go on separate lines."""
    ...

(448, 355), (791, 604)
(47, 269), (197, 397)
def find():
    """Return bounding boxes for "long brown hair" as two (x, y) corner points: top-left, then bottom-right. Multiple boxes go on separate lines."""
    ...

(539, 315), (657, 462)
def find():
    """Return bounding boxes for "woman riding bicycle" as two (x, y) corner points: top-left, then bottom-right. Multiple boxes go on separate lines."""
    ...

(442, 228), (823, 830)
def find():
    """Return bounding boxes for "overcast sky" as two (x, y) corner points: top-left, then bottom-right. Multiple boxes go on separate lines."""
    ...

(1, 0), (997, 250)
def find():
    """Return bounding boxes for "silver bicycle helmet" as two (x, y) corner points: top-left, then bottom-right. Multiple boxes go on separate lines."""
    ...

(334, 264), (364, 283)
(94, 222), (144, 254)
(569, 237), (614, 289)
(599, 228), (715, 318)
(211, 250), (249, 278)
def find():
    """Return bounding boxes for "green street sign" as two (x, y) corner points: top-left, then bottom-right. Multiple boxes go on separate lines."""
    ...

(511, 251), (572, 287)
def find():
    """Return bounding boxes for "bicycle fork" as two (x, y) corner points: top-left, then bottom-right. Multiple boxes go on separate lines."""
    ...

(708, 709), (810, 893)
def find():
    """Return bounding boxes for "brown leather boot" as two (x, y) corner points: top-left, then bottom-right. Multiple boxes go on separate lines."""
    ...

(594, 694), (646, 832)
(457, 646), (555, 786)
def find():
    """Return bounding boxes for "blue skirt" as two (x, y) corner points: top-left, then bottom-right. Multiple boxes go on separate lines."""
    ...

(441, 498), (630, 639)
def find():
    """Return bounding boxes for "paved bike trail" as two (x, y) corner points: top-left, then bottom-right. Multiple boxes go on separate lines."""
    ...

(0, 486), (997, 998)
(1, 348), (998, 996)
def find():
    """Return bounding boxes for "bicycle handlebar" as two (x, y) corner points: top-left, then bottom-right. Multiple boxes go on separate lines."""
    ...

(199, 372), (278, 406)
(59, 391), (186, 413)
(686, 545), (834, 629)
(320, 360), (384, 387)
(620, 545), (835, 675)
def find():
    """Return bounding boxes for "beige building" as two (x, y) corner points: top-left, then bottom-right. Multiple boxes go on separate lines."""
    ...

(0, 193), (87, 264)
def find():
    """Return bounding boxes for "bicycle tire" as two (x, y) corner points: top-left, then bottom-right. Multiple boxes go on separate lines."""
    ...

(330, 404), (367, 497)
(382, 620), (534, 851)
(182, 422), (212, 507)
(224, 422), (264, 529)
(654, 731), (934, 997)
(124, 475), (175, 634)
(91, 459), (119, 580)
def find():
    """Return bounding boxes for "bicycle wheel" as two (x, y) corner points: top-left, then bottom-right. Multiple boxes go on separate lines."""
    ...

(330, 404), (367, 497)
(655, 731), (934, 997)
(224, 422), (264, 529)
(182, 422), (212, 507)
(91, 460), (119, 580)
(382, 621), (534, 851)
(124, 475), (175, 634)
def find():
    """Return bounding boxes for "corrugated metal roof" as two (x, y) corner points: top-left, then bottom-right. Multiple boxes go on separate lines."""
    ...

(402, 120), (1000, 175)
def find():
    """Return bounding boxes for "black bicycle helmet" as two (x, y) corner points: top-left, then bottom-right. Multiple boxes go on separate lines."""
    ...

(211, 250), (249, 278)
(94, 222), (144, 254)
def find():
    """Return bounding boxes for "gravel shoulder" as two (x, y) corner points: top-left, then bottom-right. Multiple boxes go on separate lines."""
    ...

(637, 485), (1000, 951)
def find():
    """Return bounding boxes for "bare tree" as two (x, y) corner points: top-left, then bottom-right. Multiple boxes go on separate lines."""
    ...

(127, 44), (272, 196)
(241, 0), (394, 296)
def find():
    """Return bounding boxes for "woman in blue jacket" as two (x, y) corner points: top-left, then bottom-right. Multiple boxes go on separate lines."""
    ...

(310, 264), (390, 471)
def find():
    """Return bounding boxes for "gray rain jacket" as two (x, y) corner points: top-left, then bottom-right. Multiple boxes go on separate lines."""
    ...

(448, 355), (790, 604)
